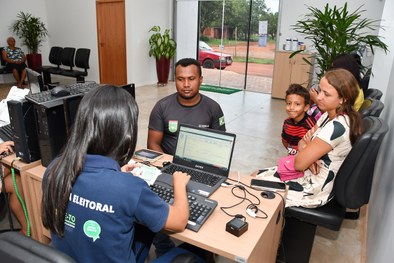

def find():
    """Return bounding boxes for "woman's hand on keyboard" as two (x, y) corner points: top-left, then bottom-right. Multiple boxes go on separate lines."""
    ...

(165, 171), (191, 232)
(173, 171), (191, 188)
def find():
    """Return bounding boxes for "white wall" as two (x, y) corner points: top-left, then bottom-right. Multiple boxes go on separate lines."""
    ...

(44, 0), (99, 82)
(366, 0), (394, 261)
(125, 0), (174, 86)
(175, 0), (199, 61)
(367, 1), (394, 102)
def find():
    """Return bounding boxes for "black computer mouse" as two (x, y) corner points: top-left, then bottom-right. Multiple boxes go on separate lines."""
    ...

(51, 86), (70, 97)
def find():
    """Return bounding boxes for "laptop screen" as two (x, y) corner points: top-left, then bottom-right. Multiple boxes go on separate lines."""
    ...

(26, 68), (46, 93)
(174, 125), (236, 174)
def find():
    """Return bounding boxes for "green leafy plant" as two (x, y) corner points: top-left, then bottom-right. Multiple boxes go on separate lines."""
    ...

(148, 25), (176, 60)
(291, 3), (388, 79)
(10, 11), (48, 54)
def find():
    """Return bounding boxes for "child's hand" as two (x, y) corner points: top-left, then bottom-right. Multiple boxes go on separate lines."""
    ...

(303, 127), (316, 142)
(308, 162), (319, 175)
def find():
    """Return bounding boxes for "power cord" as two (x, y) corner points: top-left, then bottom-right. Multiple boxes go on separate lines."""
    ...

(11, 157), (31, 237)
(220, 185), (268, 220)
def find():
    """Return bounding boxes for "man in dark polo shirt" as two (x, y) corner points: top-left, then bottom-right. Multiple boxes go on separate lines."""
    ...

(148, 57), (226, 156)
(147, 57), (226, 256)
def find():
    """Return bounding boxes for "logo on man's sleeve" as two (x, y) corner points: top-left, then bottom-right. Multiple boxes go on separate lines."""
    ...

(219, 116), (225, 126)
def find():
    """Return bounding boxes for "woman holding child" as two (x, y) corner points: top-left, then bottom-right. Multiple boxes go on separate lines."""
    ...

(260, 68), (362, 208)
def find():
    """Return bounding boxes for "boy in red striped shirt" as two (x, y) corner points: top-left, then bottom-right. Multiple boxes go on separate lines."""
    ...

(281, 84), (316, 155)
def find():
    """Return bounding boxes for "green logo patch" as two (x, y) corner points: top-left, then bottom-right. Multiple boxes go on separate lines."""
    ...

(83, 220), (101, 242)
(219, 116), (225, 126)
(168, 120), (178, 133)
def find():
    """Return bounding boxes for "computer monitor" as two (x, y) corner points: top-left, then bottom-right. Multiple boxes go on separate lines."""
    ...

(63, 94), (84, 138)
(26, 68), (47, 93)
(120, 83), (135, 99)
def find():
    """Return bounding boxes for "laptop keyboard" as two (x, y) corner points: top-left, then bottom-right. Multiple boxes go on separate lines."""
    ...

(25, 82), (100, 105)
(162, 165), (222, 187)
(0, 124), (13, 142)
(150, 183), (218, 232)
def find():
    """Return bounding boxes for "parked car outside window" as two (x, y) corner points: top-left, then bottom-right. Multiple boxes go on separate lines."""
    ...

(198, 41), (232, 70)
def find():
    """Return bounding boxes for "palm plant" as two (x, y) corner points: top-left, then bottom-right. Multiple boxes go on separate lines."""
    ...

(11, 11), (48, 54)
(291, 3), (388, 79)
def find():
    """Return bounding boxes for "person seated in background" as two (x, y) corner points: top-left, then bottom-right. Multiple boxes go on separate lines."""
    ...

(330, 53), (364, 110)
(148, 57), (226, 156)
(41, 86), (191, 263)
(257, 69), (362, 208)
(282, 84), (316, 155)
(1, 37), (27, 88)
(0, 140), (28, 235)
(309, 53), (365, 117)
(147, 58), (226, 256)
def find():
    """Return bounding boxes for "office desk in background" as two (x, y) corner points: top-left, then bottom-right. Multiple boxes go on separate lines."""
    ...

(0, 154), (41, 239)
(16, 153), (284, 262)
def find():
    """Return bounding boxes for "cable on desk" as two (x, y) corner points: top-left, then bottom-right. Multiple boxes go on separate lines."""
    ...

(220, 185), (268, 220)
(11, 157), (31, 237)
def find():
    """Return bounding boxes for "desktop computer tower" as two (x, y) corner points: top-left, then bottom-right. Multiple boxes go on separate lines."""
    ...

(34, 104), (68, 167)
(7, 100), (41, 163)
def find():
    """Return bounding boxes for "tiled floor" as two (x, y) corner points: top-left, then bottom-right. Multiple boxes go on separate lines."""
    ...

(0, 80), (365, 262)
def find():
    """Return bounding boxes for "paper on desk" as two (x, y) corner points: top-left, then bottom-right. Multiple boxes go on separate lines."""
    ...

(0, 86), (30, 126)
(128, 159), (161, 185)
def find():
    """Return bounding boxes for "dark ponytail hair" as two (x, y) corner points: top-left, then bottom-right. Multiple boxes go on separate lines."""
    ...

(42, 85), (139, 236)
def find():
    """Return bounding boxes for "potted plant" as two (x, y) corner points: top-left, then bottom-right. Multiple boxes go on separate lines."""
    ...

(10, 11), (49, 72)
(148, 25), (176, 86)
(291, 3), (388, 79)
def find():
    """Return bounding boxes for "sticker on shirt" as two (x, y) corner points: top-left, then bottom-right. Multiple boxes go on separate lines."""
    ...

(65, 213), (76, 229)
(168, 120), (178, 133)
(84, 220), (101, 242)
(219, 116), (225, 126)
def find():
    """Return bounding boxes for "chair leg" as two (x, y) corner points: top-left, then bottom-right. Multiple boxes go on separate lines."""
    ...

(345, 208), (360, 220)
(279, 217), (317, 263)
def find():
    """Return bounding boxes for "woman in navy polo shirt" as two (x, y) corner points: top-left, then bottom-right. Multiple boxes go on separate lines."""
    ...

(41, 85), (190, 263)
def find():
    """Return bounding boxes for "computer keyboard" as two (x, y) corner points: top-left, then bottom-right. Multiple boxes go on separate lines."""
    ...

(25, 82), (100, 107)
(150, 183), (218, 232)
(162, 165), (221, 187)
(0, 124), (13, 142)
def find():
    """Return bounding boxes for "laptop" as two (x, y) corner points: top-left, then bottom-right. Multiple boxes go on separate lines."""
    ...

(26, 68), (47, 94)
(157, 124), (236, 197)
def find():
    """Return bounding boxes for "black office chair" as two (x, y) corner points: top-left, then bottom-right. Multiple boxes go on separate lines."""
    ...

(42, 46), (63, 84)
(60, 47), (76, 71)
(364, 88), (383, 100)
(358, 98), (384, 117)
(60, 48), (90, 83)
(0, 231), (76, 263)
(360, 68), (371, 94)
(0, 47), (8, 74)
(278, 116), (389, 263)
